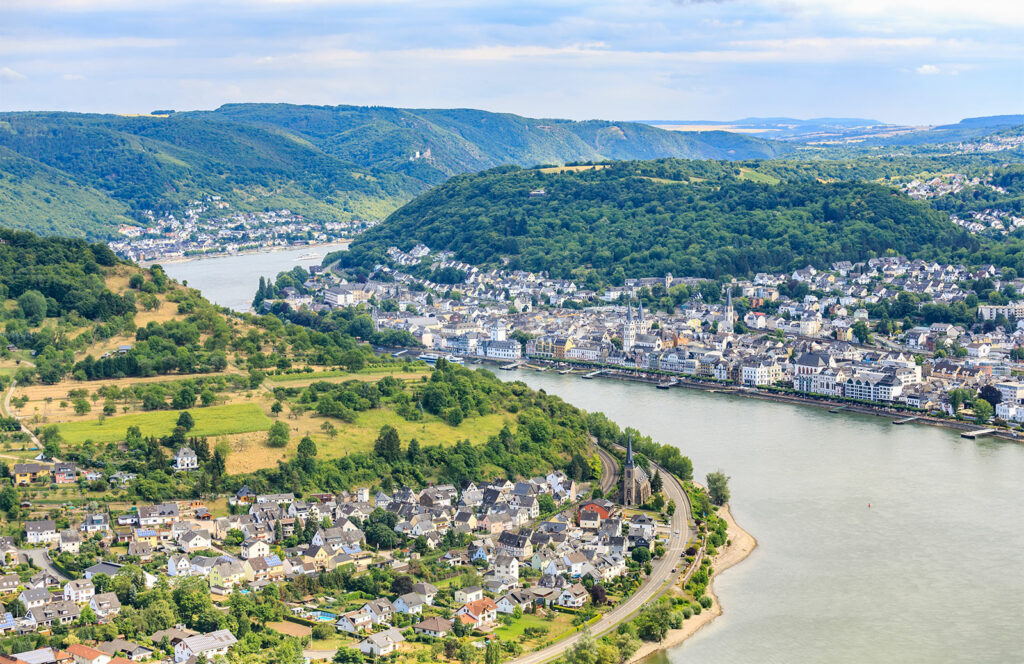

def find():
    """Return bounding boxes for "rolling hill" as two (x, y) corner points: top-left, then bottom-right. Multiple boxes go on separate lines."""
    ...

(0, 105), (791, 240)
(337, 159), (996, 282)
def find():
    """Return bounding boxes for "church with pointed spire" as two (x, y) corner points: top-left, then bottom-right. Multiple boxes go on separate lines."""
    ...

(622, 300), (651, 353)
(621, 434), (652, 507)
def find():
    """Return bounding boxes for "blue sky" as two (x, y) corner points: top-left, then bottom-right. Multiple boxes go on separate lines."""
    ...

(0, 0), (1021, 124)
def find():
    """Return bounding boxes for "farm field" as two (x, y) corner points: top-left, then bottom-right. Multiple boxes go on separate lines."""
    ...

(56, 402), (272, 444)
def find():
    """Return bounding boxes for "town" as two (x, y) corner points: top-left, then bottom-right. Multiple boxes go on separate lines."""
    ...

(0, 434), (706, 664)
(262, 246), (1024, 428)
(108, 198), (372, 263)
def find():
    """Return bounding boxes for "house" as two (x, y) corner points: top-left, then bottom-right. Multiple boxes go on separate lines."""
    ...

(414, 616), (452, 638)
(454, 586), (483, 604)
(13, 463), (49, 485)
(363, 598), (395, 625)
(241, 538), (270, 559)
(411, 582), (438, 605)
(0, 575), (20, 593)
(53, 462), (77, 484)
(127, 542), (153, 561)
(98, 639), (152, 661)
(25, 520), (58, 545)
(558, 583), (589, 609)
(19, 588), (52, 610)
(63, 579), (96, 603)
(30, 601), (80, 627)
(492, 553), (519, 581)
(84, 562), (122, 580)
(59, 530), (82, 554)
(178, 530), (211, 553)
(496, 531), (533, 559)
(455, 597), (498, 629)
(89, 593), (122, 620)
(496, 590), (533, 615)
(173, 447), (198, 472)
(336, 609), (373, 634)
(354, 627), (404, 657)
(137, 503), (179, 526)
(65, 643), (112, 664)
(174, 629), (238, 663)
(209, 559), (248, 590)
(393, 592), (424, 615)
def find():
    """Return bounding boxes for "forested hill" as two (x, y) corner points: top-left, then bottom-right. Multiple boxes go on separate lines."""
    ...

(337, 159), (1006, 282)
(193, 103), (791, 183)
(0, 111), (423, 239)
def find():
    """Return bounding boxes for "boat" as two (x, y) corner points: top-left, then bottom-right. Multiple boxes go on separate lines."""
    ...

(417, 353), (441, 365)
(296, 252), (321, 261)
(656, 379), (678, 389)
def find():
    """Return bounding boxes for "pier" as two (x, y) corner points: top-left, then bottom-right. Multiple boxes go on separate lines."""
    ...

(582, 370), (604, 379)
(657, 379), (679, 389)
(960, 428), (996, 439)
(499, 361), (524, 370)
(892, 416), (919, 425)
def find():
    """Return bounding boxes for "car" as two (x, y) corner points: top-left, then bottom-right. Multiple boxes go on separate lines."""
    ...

(673, 530), (680, 535)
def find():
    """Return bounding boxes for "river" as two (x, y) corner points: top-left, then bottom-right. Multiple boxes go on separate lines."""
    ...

(159, 243), (348, 312)
(502, 370), (1024, 664)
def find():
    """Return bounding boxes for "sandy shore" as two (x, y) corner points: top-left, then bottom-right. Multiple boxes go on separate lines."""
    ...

(627, 503), (757, 663)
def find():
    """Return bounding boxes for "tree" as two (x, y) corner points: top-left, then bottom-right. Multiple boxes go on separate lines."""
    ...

(706, 471), (730, 505)
(485, 641), (500, 664)
(177, 411), (195, 432)
(17, 290), (47, 325)
(631, 546), (651, 564)
(852, 321), (873, 344)
(666, 499), (676, 516)
(225, 529), (244, 546)
(391, 575), (414, 596)
(457, 642), (478, 664)
(333, 648), (363, 664)
(266, 421), (289, 448)
(297, 436), (317, 459)
(650, 470), (663, 493)
(538, 494), (556, 514)
(978, 385), (1003, 406)
(320, 421), (337, 438)
(406, 437), (421, 463)
(973, 398), (994, 424)
(650, 493), (665, 511)
(271, 401), (283, 416)
(373, 425), (401, 462)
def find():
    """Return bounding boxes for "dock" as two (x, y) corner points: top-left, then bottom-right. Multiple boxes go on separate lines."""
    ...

(558, 369), (572, 375)
(656, 379), (679, 389)
(828, 406), (846, 413)
(582, 370), (603, 380)
(961, 428), (996, 439)
(892, 416), (919, 425)
(499, 361), (524, 371)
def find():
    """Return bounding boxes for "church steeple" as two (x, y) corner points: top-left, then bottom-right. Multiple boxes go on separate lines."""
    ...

(625, 433), (634, 467)
(626, 301), (633, 323)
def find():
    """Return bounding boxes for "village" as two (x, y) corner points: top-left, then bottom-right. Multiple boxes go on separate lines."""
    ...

(108, 198), (372, 263)
(0, 436), (686, 664)
(262, 246), (1024, 425)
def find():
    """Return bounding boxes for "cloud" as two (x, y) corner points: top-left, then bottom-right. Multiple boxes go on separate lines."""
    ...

(0, 67), (27, 81)
(915, 64), (940, 74)
(0, 37), (177, 56)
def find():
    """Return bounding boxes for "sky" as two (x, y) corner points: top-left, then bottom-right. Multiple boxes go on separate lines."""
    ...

(1, 0), (1022, 125)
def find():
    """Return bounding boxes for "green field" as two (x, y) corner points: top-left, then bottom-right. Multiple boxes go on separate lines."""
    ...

(318, 408), (513, 458)
(57, 403), (272, 444)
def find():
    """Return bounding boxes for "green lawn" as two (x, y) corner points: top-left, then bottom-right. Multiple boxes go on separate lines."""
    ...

(268, 366), (428, 382)
(57, 403), (272, 444)
(494, 612), (575, 644)
(737, 167), (780, 184)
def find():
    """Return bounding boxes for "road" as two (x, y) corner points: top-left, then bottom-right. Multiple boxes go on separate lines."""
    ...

(18, 547), (72, 580)
(510, 453), (693, 664)
(596, 445), (619, 497)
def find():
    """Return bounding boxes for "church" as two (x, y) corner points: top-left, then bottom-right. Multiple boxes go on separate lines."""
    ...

(621, 435), (652, 507)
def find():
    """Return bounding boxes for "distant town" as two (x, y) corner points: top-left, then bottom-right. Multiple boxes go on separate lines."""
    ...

(109, 197), (373, 263)
(262, 245), (1024, 427)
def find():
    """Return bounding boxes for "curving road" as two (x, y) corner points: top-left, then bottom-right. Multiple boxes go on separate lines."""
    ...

(596, 445), (619, 497)
(510, 452), (692, 664)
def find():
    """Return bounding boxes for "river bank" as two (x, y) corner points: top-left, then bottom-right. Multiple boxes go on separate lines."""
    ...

(140, 239), (350, 267)
(627, 503), (757, 664)
(500, 359), (1023, 445)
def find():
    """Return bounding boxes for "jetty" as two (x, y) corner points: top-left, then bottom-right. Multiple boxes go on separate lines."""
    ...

(828, 406), (846, 413)
(892, 416), (919, 425)
(656, 379), (679, 389)
(960, 428), (996, 439)
(582, 370), (604, 380)
(499, 361), (524, 371)
(558, 369), (573, 375)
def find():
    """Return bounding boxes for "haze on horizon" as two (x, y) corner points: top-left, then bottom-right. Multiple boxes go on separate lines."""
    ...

(1, 0), (1022, 126)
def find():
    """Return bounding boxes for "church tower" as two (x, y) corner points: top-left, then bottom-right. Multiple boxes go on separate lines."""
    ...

(623, 301), (636, 352)
(622, 433), (651, 506)
(724, 286), (735, 333)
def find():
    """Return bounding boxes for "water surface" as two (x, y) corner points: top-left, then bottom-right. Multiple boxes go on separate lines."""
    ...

(503, 370), (1024, 664)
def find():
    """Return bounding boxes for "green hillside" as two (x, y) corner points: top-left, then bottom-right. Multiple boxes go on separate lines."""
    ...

(338, 159), (997, 281)
(0, 146), (133, 238)
(197, 103), (791, 184)
(0, 112), (424, 239)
